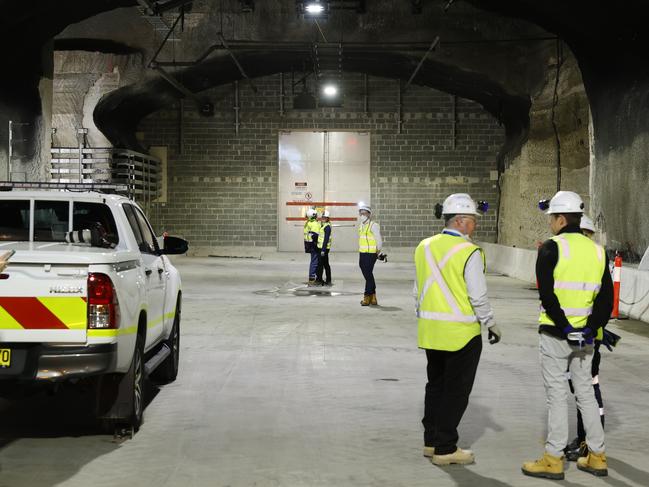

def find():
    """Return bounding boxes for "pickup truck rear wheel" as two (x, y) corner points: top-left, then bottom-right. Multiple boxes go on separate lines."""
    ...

(129, 334), (145, 431)
(95, 334), (145, 434)
(151, 297), (180, 383)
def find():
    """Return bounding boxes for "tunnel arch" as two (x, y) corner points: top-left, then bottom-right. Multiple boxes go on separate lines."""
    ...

(95, 49), (530, 166)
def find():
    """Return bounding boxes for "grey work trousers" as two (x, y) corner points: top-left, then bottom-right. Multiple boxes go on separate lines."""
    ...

(540, 333), (605, 457)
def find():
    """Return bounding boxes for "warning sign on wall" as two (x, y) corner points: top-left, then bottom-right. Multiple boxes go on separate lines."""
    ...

(291, 181), (309, 200)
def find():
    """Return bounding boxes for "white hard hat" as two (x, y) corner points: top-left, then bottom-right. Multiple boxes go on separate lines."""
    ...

(322, 210), (330, 218)
(580, 215), (595, 232)
(442, 193), (479, 216)
(306, 208), (317, 218)
(545, 191), (584, 214)
(358, 203), (371, 213)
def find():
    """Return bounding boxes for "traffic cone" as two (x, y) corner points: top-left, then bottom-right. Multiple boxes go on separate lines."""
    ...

(611, 252), (622, 319)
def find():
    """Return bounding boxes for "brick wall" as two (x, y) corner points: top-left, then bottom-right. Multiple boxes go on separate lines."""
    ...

(138, 73), (504, 250)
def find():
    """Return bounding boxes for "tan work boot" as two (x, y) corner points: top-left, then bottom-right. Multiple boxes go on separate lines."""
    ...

(521, 452), (564, 480)
(360, 295), (371, 306)
(423, 447), (435, 458)
(431, 448), (474, 466)
(577, 450), (608, 477)
(370, 293), (378, 305)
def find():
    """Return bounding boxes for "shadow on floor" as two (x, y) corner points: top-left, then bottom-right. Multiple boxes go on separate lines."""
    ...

(443, 465), (588, 487)
(607, 457), (649, 487)
(0, 379), (160, 487)
(441, 466), (515, 487)
(0, 378), (159, 439)
(459, 402), (505, 447)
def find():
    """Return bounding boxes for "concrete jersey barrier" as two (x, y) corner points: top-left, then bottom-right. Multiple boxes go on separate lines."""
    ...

(481, 242), (649, 324)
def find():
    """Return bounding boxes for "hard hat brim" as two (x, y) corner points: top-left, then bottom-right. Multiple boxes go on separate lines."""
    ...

(546, 209), (583, 215)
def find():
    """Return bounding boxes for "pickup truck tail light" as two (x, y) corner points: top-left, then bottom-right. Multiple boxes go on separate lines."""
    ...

(87, 273), (118, 329)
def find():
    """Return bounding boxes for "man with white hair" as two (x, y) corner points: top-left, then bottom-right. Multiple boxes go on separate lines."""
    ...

(415, 193), (501, 466)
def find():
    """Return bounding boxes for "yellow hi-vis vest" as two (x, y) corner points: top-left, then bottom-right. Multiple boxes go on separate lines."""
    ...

(304, 219), (320, 242)
(317, 221), (332, 249)
(358, 221), (377, 253)
(539, 232), (606, 339)
(415, 233), (484, 351)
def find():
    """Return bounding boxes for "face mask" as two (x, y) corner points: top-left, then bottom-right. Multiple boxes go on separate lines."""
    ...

(360, 215), (369, 223)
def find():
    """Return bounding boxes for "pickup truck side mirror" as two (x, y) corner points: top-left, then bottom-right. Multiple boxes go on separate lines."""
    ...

(162, 236), (189, 255)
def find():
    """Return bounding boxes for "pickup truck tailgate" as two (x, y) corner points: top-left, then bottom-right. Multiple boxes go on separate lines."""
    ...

(1, 244), (90, 343)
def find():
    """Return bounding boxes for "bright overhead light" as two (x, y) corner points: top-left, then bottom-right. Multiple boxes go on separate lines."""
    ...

(305, 2), (325, 14)
(322, 84), (338, 97)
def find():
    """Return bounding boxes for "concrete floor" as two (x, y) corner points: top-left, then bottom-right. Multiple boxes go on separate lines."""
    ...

(2, 255), (649, 487)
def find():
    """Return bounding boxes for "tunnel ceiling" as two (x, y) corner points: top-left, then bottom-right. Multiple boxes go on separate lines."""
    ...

(3, 0), (649, 155)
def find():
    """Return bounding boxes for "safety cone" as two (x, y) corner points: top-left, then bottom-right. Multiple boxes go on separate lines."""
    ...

(611, 252), (622, 319)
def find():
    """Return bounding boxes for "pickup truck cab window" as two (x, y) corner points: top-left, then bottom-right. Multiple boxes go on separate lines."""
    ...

(73, 202), (119, 245)
(0, 199), (118, 244)
(123, 203), (150, 253)
(0, 200), (29, 241)
(34, 201), (69, 241)
(133, 206), (161, 255)
(123, 203), (160, 255)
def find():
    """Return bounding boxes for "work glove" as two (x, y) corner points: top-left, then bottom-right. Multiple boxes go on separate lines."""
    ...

(602, 329), (621, 351)
(581, 327), (595, 346)
(487, 324), (501, 344)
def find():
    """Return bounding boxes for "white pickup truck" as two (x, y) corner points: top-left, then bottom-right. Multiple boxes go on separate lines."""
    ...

(0, 184), (188, 433)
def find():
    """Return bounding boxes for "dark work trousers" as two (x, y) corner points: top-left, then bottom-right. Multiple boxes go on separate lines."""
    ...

(423, 335), (482, 455)
(309, 249), (319, 280)
(316, 250), (331, 283)
(359, 252), (378, 295)
(569, 342), (604, 441)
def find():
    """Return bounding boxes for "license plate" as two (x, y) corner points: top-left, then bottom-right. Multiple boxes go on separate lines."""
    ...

(0, 348), (10, 368)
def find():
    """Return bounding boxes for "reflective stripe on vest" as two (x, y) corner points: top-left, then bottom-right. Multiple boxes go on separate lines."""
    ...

(539, 233), (606, 329)
(317, 222), (332, 249)
(358, 221), (377, 253)
(415, 233), (483, 351)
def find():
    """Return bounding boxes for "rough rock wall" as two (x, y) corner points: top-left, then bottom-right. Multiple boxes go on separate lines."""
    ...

(52, 50), (143, 148)
(588, 78), (649, 261)
(591, 133), (649, 260)
(498, 45), (590, 248)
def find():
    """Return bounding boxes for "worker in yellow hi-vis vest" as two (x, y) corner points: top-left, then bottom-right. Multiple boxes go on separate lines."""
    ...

(358, 203), (382, 306)
(303, 208), (320, 285)
(415, 193), (501, 467)
(523, 191), (612, 480)
(316, 210), (332, 285)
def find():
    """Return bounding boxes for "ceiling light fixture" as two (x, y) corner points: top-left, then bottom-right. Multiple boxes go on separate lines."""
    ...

(301, 0), (328, 16)
(305, 3), (325, 14)
(322, 84), (338, 97)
